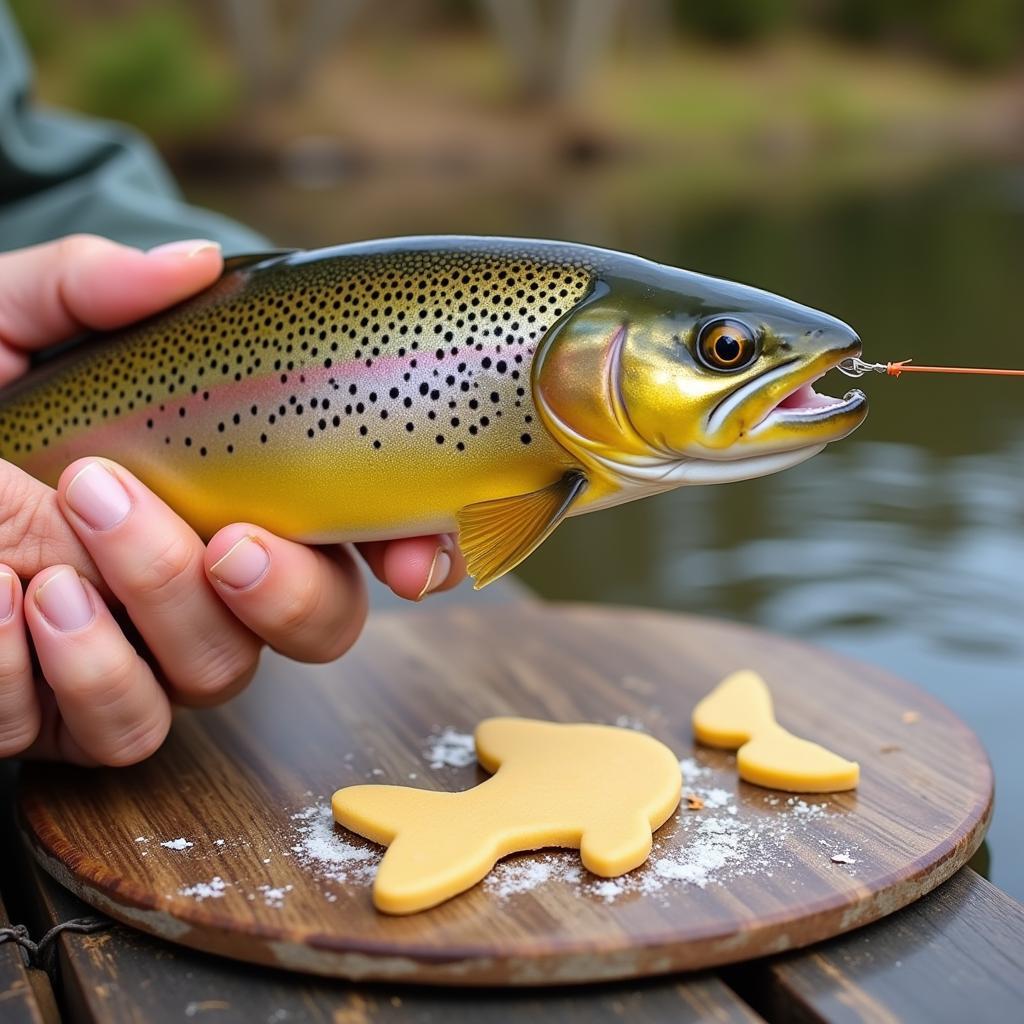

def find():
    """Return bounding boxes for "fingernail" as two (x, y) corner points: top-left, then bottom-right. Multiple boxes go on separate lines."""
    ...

(417, 546), (452, 600)
(0, 572), (15, 623)
(35, 569), (93, 632)
(147, 239), (221, 259)
(66, 462), (132, 531)
(209, 535), (269, 590)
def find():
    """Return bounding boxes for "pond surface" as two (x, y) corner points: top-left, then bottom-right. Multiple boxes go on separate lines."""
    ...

(190, 160), (1024, 898)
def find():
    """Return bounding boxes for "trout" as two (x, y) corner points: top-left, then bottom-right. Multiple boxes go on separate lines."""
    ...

(0, 237), (866, 586)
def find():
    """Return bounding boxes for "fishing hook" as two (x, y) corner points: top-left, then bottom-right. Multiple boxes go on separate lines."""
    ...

(837, 357), (890, 378)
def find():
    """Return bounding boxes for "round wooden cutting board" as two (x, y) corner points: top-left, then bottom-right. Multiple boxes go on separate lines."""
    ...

(18, 604), (992, 986)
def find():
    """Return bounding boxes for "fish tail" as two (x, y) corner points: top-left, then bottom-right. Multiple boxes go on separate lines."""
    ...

(333, 784), (497, 914)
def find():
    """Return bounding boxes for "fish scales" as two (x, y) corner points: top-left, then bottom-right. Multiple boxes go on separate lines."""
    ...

(0, 239), (597, 542)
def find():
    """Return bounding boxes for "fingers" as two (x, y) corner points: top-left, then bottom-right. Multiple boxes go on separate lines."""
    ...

(0, 462), (101, 589)
(23, 567), (172, 766)
(206, 525), (368, 663)
(58, 458), (261, 707)
(357, 534), (466, 601)
(0, 235), (222, 383)
(0, 566), (39, 757)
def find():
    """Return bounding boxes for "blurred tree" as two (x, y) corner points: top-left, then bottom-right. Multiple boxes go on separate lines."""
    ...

(281, 0), (368, 94)
(825, 0), (896, 42)
(929, 0), (1024, 68)
(675, 0), (797, 43)
(623, 0), (675, 51)
(222, 0), (275, 99)
(480, 0), (622, 101)
(824, 0), (1024, 68)
(222, 0), (626, 105)
(221, 0), (368, 100)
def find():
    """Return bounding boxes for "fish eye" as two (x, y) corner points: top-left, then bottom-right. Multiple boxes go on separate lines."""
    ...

(696, 318), (758, 372)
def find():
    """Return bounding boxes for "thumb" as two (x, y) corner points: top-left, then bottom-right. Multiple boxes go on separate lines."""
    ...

(0, 235), (222, 385)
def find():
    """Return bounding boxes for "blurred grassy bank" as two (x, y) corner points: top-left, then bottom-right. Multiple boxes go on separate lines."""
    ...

(17, 4), (1024, 190)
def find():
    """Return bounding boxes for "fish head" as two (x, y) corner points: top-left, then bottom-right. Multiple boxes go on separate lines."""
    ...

(532, 257), (867, 490)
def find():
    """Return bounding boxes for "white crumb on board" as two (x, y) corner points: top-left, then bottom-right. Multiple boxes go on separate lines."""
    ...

(486, 855), (582, 898)
(178, 876), (229, 901)
(258, 884), (294, 908)
(288, 802), (380, 885)
(701, 787), (731, 809)
(171, 805), (381, 906)
(591, 879), (625, 901)
(424, 727), (476, 768)
(679, 757), (711, 781)
(160, 838), (193, 851)
(158, 721), (859, 909)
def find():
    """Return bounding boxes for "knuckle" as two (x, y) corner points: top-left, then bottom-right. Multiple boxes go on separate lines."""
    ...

(179, 639), (260, 702)
(0, 647), (36, 757)
(0, 710), (40, 758)
(315, 617), (363, 664)
(0, 648), (27, 687)
(127, 533), (202, 604)
(275, 571), (325, 640)
(101, 714), (169, 767)
(280, 574), (367, 664)
(59, 643), (140, 706)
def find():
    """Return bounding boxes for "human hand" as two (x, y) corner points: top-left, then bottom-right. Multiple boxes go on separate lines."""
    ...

(0, 236), (465, 766)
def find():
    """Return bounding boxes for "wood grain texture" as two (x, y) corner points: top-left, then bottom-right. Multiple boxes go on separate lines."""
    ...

(18, 604), (992, 985)
(14, 836), (763, 1024)
(766, 867), (1024, 1024)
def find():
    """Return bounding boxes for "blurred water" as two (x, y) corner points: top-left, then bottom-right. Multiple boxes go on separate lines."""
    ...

(190, 160), (1024, 898)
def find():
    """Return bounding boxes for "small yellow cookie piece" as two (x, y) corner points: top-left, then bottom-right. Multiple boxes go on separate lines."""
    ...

(693, 670), (859, 793)
(333, 717), (682, 915)
(692, 669), (775, 747)
(739, 728), (860, 793)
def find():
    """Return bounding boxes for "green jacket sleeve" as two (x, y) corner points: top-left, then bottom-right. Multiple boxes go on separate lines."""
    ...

(0, 1), (267, 254)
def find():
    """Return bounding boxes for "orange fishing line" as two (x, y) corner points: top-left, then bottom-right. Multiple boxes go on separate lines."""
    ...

(885, 360), (1024, 378)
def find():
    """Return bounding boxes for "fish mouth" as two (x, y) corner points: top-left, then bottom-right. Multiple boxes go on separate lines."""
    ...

(749, 374), (866, 435)
(707, 340), (867, 452)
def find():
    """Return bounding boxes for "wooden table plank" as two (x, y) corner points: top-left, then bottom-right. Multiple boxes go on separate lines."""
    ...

(13, 834), (763, 1024)
(0, 891), (57, 1024)
(765, 867), (1024, 1023)
(1, 761), (58, 1024)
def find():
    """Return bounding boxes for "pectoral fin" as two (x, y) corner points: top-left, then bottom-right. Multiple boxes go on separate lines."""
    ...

(457, 471), (588, 588)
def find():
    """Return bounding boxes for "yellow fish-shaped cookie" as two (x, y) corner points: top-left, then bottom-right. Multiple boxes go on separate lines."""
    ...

(332, 717), (682, 914)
